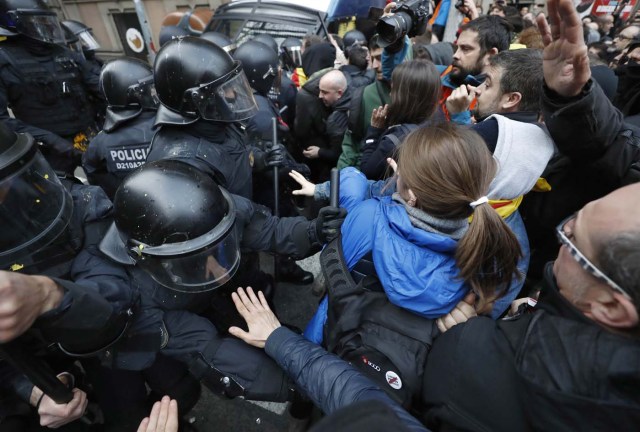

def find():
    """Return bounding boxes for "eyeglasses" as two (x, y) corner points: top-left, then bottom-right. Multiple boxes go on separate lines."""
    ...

(556, 214), (631, 299)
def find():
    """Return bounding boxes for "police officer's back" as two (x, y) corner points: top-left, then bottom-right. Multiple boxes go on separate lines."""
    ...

(0, 0), (104, 174)
(83, 57), (158, 199)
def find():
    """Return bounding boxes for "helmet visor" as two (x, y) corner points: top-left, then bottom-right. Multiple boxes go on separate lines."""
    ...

(77, 29), (100, 51)
(192, 69), (258, 122)
(14, 12), (65, 45)
(0, 151), (72, 269)
(136, 227), (241, 293)
(286, 46), (302, 68)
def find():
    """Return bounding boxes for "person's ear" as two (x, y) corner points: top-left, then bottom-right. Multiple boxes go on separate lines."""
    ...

(586, 291), (639, 329)
(407, 188), (417, 207)
(501, 91), (522, 110)
(482, 47), (499, 66)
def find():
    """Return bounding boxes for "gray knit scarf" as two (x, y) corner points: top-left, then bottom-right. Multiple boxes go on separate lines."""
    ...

(392, 193), (468, 240)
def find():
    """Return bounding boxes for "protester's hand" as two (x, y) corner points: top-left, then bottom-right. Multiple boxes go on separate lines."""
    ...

(35, 388), (87, 429)
(302, 146), (320, 159)
(315, 206), (347, 243)
(508, 297), (538, 317)
(370, 104), (389, 129)
(229, 287), (281, 349)
(289, 170), (316, 197)
(537, 0), (590, 97)
(0, 272), (63, 342)
(137, 396), (178, 432)
(328, 34), (347, 68)
(446, 85), (477, 114)
(265, 143), (285, 167)
(436, 292), (477, 333)
(383, 2), (397, 16)
(463, 0), (480, 19)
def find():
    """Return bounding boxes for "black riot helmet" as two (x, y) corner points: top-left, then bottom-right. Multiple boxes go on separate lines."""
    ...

(153, 36), (258, 124)
(0, 0), (65, 44)
(280, 36), (302, 70)
(234, 40), (279, 96)
(111, 159), (240, 292)
(343, 30), (367, 49)
(200, 31), (236, 53)
(100, 57), (158, 131)
(0, 122), (73, 271)
(61, 19), (100, 51)
(251, 33), (278, 54)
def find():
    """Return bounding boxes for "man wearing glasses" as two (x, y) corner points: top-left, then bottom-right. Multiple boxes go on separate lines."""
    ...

(415, 0), (640, 430)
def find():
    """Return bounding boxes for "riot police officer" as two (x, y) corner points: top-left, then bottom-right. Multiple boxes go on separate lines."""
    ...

(148, 36), (259, 199)
(0, 0), (104, 174)
(83, 57), (158, 199)
(0, 121), (137, 428)
(200, 30), (236, 53)
(61, 19), (103, 71)
(235, 38), (314, 284)
(99, 159), (346, 401)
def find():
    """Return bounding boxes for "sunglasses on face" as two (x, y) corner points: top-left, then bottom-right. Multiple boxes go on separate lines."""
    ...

(555, 214), (631, 300)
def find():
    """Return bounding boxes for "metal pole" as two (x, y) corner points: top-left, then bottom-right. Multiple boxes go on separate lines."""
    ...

(133, 0), (156, 64)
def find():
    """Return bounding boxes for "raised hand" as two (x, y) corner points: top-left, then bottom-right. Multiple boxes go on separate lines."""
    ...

(536, 0), (590, 97)
(289, 170), (316, 197)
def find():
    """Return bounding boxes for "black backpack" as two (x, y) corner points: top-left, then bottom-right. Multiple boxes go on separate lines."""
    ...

(321, 237), (439, 409)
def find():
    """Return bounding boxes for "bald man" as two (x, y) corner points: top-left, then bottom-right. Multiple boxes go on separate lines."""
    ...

(419, 182), (640, 431)
(415, 0), (640, 428)
(301, 69), (351, 181)
(318, 69), (347, 107)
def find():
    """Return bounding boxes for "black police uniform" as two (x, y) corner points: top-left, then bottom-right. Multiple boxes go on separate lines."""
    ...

(99, 159), (332, 402)
(0, 38), (103, 172)
(148, 119), (254, 199)
(0, 181), (136, 426)
(148, 37), (257, 199)
(83, 111), (155, 200)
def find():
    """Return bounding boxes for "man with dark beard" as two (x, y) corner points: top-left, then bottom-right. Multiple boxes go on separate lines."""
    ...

(438, 15), (512, 123)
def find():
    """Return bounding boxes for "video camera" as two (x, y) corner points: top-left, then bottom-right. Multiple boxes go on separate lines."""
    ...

(376, 0), (432, 48)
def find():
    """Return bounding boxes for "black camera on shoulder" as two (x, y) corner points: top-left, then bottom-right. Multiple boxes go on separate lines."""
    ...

(376, 0), (432, 48)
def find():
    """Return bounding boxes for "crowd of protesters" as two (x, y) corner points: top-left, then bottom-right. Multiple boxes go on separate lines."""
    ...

(0, 0), (639, 430)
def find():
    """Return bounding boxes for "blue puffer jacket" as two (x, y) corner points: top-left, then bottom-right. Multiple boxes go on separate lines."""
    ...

(305, 168), (468, 343)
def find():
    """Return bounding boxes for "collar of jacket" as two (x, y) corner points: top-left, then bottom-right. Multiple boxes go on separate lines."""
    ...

(499, 111), (539, 124)
(537, 262), (600, 327)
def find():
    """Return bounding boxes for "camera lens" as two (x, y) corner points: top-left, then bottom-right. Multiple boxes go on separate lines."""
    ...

(376, 12), (412, 47)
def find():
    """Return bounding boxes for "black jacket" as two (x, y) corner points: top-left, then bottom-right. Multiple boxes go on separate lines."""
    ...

(295, 70), (350, 181)
(0, 38), (104, 172)
(148, 120), (254, 199)
(421, 264), (640, 431)
(520, 80), (640, 278)
(83, 110), (156, 200)
(1, 184), (136, 417)
(340, 64), (375, 89)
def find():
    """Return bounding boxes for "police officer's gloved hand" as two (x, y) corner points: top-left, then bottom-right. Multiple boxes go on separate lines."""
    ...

(315, 206), (347, 244)
(265, 143), (285, 167)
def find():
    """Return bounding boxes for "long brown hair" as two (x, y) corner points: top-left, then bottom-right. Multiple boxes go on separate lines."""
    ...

(396, 123), (522, 313)
(385, 59), (441, 128)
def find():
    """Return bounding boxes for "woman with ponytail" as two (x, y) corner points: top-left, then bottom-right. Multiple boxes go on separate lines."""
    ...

(293, 123), (522, 344)
(393, 124), (521, 313)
